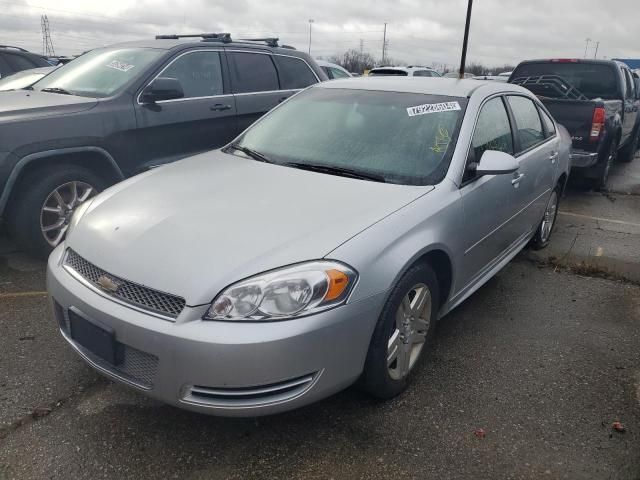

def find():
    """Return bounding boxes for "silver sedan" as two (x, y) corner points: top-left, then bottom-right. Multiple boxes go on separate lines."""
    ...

(47, 77), (570, 416)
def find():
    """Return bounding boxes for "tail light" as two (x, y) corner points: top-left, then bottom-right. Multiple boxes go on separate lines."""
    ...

(590, 107), (605, 141)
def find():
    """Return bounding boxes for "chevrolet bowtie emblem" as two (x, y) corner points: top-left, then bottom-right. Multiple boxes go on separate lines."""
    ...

(97, 275), (120, 293)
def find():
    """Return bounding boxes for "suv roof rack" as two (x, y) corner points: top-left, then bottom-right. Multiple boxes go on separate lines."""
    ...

(155, 33), (232, 42)
(238, 37), (280, 48)
(0, 45), (29, 52)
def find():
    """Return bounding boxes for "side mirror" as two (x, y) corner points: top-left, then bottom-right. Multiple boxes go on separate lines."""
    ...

(474, 150), (519, 175)
(634, 78), (640, 100)
(140, 77), (184, 103)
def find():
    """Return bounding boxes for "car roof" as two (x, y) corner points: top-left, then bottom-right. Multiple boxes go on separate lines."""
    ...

(316, 59), (346, 70)
(106, 38), (309, 58)
(318, 76), (530, 98)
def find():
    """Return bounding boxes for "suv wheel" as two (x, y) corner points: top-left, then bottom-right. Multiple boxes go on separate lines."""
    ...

(359, 263), (439, 399)
(618, 128), (639, 163)
(7, 164), (105, 258)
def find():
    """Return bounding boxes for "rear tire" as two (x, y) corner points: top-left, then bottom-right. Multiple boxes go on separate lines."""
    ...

(530, 185), (561, 250)
(6, 164), (106, 258)
(588, 137), (618, 191)
(359, 263), (439, 400)
(618, 128), (639, 163)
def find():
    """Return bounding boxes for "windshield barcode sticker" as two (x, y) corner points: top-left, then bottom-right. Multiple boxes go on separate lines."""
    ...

(106, 60), (135, 72)
(407, 101), (461, 117)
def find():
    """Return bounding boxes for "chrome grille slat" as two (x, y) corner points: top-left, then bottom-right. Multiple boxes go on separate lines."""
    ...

(64, 249), (185, 319)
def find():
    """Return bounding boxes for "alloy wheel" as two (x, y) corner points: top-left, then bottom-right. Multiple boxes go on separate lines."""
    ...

(540, 190), (558, 243)
(387, 283), (432, 380)
(40, 181), (96, 247)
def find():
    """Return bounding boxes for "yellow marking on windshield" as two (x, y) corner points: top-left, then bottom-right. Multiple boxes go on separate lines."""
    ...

(431, 126), (451, 153)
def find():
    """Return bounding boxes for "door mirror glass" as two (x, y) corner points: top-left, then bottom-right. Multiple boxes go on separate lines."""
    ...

(634, 78), (640, 100)
(140, 77), (184, 103)
(475, 150), (519, 175)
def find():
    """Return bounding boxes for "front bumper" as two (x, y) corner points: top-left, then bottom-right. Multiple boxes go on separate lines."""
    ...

(569, 149), (599, 168)
(47, 245), (385, 417)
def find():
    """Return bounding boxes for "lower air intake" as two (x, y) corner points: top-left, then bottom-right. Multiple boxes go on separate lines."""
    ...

(183, 373), (317, 408)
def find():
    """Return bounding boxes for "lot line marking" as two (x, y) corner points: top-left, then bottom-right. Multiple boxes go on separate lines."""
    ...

(0, 291), (48, 299)
(559, 211), (640, 228)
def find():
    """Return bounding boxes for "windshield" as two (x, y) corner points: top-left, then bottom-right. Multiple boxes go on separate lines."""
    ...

(33, 47), (163, 98)
(511, 63), (619, 99)
(233, 88), (466, 185)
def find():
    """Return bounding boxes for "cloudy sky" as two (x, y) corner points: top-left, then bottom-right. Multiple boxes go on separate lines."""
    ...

(2, 0), (639, 69)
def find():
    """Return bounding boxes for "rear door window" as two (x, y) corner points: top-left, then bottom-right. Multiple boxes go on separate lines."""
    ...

(273, 55), (318, 90)
(413, 70), (435, 77)
(539, 108), (556, 138)
(228, 52), (279, 93)
(507, 96), (546, 152)
(160, 50), (224, 98)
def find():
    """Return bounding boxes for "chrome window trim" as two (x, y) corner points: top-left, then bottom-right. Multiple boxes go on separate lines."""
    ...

(136, 48), (224, 105)
(234, 88), (302, 97)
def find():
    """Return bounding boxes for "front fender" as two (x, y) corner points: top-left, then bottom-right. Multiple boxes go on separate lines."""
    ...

(327, 182), (463, 306)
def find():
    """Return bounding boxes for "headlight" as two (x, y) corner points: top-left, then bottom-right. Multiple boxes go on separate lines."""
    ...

(66, 198), (94, 238)
(204, 261), (357, 321)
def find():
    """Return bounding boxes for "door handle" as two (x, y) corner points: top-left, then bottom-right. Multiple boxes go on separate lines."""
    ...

(278, 96), (289, 103)
(549, 151), (559, 164)
(511, 173), (525, 186)
(210, 104), (231, 111)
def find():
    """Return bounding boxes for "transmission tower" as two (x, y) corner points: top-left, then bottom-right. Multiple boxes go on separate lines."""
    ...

(41, 15), (55, 57)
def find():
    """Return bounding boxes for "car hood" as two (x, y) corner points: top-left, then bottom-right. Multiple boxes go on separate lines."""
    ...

(67, 150), (432, 306)
(0, 90), (97, 121)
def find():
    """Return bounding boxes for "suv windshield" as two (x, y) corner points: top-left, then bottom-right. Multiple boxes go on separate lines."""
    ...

(233, 88), (466, 185)
(511, 63), (619, 100)
(33, 47), (163, 98)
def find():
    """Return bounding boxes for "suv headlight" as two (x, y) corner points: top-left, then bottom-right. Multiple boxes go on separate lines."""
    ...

(204, 261), (357, 321)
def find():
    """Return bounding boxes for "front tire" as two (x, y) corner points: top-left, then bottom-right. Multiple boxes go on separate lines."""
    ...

(530, 185), (561, 250)
(359, 263), (439, 399)
(6, 164), (105, 258)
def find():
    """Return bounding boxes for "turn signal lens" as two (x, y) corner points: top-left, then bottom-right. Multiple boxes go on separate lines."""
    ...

(204, 261), (357, 321)
(325, 269), (349, 301)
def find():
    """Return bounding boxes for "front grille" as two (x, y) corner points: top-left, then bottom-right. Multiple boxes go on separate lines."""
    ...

(64, 249), (186, 319)
(183, 373), (317, 408)
(54, 301), (159, 389)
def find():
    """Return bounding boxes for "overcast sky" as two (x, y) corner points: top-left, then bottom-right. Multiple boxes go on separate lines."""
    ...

(2, 0), (639, 69)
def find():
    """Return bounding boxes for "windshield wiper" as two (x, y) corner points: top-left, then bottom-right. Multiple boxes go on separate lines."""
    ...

(227, 144), (274, 164)
(40, 87), (73, 95)
(284, 162), (387, 183)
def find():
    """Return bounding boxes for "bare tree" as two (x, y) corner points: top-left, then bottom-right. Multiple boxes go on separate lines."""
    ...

(327, 49), (377, 74)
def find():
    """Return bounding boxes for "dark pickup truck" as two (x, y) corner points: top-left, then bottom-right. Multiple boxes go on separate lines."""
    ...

(509, 59), (640, 189)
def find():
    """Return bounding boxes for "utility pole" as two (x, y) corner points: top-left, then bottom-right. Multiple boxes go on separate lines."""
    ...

(584, 38), (591, 58)
(594, 41), (600, 59)
(308, 19), (314, 55)
(382, 22), (387, 65)
(41, 15), (55, 57)
(458, 0), (473, 79)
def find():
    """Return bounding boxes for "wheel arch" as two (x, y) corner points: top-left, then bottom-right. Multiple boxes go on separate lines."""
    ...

(1, 147), (124, 215)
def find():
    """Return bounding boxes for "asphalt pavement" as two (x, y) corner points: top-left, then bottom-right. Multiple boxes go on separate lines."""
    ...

(1, 159), (639, 480)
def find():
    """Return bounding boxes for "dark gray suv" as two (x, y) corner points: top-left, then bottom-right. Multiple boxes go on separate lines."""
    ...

(0, 33), (327, 256)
